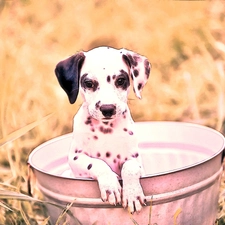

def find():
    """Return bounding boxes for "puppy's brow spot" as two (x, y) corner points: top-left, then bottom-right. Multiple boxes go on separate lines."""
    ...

(73, 156), (78, 160)
(87, 164), (92, 170)
(112, 75), (116, 80)
(106, 152), (111, 157)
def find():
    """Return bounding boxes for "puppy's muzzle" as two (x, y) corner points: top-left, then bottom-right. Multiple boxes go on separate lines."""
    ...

(100, 104), (116, 118)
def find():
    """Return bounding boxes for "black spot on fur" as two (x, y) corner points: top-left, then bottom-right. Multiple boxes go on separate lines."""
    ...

(132, 153), (139, 158)
(87, 164), (92, 170)
(129, 131), (134, 135)
(97, 152), (101, 157)
(75, 149), (82, 153)
(144, 59), (150, 78)
(73, 156), (78, 160)
(124, 54), (138, 67)
(123, 128), (128, 132)
(99, 126), (113, 134)
(85, 116), (92, 125)
(117, 154), (121, 159)
(133, 69), (139, 77)
(107, 75), (111, 83)
(93, 135), (98, 140)
(106, 152), (111, 157)
(95, 101), (101, 110)
(138, 83), (142, 90)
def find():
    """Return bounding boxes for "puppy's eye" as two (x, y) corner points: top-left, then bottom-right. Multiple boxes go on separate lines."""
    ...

(84, 80), (94, 89)
(116, 78), (125, 86)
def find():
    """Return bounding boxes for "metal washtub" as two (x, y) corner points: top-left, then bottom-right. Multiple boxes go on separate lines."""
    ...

(29, 122), (225, 225)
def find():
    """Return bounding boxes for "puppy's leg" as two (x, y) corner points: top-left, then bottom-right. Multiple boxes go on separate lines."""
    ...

(121, 159), (146, 213)
(69, 153), (122, 205)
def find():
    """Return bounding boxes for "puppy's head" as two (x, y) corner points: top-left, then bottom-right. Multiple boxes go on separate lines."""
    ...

(55, 46), (151, 121)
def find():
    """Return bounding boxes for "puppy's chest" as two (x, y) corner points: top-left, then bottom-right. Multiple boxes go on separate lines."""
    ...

(73, 117), (139, 175)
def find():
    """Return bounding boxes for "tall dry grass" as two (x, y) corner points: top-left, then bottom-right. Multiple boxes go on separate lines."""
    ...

(0, 0), (225, 224)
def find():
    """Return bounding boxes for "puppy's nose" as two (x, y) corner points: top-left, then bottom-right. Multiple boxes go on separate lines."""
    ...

(100, 104), (116, 118)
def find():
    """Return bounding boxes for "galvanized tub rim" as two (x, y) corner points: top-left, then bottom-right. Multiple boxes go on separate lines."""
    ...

(28, 121), (225, 180)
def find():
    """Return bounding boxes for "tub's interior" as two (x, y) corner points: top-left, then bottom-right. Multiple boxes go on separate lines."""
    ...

(29, 122), (224, 178)
(43, 142), (212, 177)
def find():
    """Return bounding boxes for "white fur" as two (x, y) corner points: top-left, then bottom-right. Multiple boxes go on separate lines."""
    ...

(56, 46), (151, 213)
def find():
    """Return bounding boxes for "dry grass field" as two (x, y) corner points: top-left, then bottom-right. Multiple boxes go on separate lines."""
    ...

(1, 0), (225, 224)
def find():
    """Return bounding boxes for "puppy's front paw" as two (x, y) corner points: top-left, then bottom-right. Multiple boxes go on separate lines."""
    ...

(122, 182), (146, 213)
(97, 172), (122, 205)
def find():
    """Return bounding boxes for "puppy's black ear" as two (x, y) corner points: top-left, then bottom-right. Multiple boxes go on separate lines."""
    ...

(55, 52), (85, 104)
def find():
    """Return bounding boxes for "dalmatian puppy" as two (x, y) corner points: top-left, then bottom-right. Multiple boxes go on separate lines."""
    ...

(55, 46), (151, 213)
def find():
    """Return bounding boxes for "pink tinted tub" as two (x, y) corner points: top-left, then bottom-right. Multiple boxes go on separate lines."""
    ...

(28, 122), (225, 225)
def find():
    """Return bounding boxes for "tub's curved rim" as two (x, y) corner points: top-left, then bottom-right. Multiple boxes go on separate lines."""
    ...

(28, 121), (225, 181)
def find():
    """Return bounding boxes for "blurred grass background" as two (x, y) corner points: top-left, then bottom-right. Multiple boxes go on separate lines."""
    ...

(1, 0), (225, 224)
